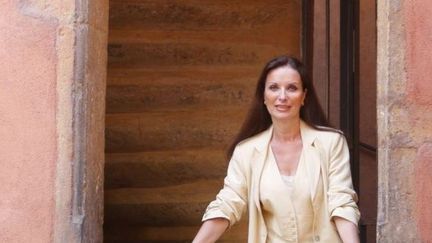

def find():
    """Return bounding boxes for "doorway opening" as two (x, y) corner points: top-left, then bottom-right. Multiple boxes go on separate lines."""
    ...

(104, 0), (302, 241)
(102, 0), (377, 242)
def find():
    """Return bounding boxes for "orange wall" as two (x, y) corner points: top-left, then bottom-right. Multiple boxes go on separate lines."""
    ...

(0, 1), (57, 242)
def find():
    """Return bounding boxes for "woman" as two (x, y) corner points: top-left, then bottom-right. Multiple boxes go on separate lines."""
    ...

(193, 55), (360, 243)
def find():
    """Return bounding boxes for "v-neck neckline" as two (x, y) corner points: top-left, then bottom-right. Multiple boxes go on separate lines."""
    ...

(269, 144), (304, 177)
(268, 145), (304, 192)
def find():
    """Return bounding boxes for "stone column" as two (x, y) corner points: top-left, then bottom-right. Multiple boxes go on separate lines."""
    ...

(0, 0), (108, 242)
(377, 0), (432, 242)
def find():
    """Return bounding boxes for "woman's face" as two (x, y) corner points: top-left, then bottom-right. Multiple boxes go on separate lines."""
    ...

(264, 66), (306, 122)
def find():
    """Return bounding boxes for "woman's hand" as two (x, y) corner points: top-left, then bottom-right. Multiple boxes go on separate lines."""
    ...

(192, 218), (230, 243)
(334, 216), (360, 243)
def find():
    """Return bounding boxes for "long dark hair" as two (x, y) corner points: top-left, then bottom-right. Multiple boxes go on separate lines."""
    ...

(227, 55), (333, 158)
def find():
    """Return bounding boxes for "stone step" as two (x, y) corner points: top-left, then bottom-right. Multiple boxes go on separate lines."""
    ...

(105, 109), (245, 153)
(107, 42), (286, 68)
(104, 179), (225, 226)
(104, 223), (248, 242)
(106, 68), (257, 113)
(109, 0), (301, 31)
(105, 149), (229, 189)
(107, 65), (261, 86)
(104, 201), (206, 227)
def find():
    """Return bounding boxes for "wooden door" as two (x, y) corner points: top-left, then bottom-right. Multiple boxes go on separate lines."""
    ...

(357, 0), (377, 241)
(342, 1), (377, 241)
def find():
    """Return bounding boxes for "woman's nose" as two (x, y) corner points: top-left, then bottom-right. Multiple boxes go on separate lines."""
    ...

(278, 90), (287, 100)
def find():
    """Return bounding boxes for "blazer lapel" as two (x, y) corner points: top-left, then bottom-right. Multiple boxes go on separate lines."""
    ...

(303, 144), (321, 201)
(250, 122), (322, 210)
(300, 121), (321, 202)
(251, 126), (273, 213)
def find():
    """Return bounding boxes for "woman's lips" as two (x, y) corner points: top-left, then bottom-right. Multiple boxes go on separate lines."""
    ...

(275, 105), (291, 111)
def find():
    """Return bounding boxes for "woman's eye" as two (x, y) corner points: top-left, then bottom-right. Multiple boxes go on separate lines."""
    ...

(288, 85), (298, 91)
(269, 85), (278, 90)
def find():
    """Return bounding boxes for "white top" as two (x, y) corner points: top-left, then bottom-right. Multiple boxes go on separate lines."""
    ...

(280, 174), (295, 192)
(260, 146), (315, 243)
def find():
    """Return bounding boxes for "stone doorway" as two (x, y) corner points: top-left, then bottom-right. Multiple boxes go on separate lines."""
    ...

(102, 0), (379, 242)
(3, 0), (431, 242)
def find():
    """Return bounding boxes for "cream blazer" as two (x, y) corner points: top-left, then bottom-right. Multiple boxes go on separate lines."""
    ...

(202, 120), (360, 243)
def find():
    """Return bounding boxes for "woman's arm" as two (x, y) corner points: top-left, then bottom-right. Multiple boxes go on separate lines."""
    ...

(193, 218), (230, 243)
(334, 216), (359, 243)
(195, 145), (249, 242)
(326, 133), (361, 241)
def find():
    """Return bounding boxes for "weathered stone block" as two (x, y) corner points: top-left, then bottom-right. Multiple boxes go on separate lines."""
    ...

(105, 149), (227, 188)
(108, 42), (284, 68)
(109, 0), (301, 31)
(105, 109), (245, 152)
(106, 75), (255, 113)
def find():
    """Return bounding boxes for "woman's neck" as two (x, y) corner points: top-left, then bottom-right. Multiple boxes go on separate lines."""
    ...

(272, 118), (302, 143)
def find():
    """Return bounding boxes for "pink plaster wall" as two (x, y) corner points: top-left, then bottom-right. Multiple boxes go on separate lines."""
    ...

(405, 0), (432, 241)
(414, 144), (432, 241)
(0, 1), (57, 242)
(405, 0), (432, 106)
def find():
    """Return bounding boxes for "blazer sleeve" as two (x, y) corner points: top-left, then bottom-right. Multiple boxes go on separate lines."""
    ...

(327, 133), (361, 226)
(202, 145), (248, 227)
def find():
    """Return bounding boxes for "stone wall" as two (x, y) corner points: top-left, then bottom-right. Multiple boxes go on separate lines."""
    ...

(0, 0), (108, 242)
(377, 0), (432, 242)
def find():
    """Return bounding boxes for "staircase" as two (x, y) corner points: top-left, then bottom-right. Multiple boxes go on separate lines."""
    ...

(104, 0), (301, 242)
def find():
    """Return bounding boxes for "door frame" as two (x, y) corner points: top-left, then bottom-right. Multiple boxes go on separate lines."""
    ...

(53, 0), (108, 242)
